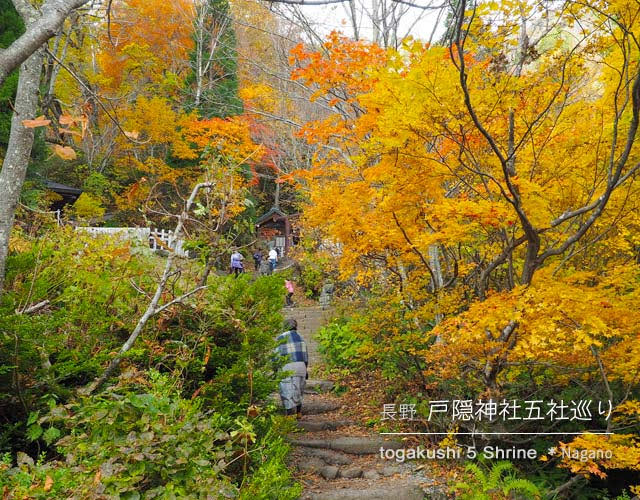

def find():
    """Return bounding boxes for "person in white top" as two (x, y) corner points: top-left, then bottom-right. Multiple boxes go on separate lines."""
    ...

(268, 248), (278, 274)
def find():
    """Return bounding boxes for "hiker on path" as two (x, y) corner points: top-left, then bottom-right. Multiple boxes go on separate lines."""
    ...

(285, 279), (295, 307)
(253, 249), (263, 272)
(230, 250), (244, 277)
(268, 247), (278, 274)
(274, 318), (308, 418)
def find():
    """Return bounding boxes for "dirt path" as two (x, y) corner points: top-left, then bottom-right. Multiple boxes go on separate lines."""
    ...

(281, 306), (447, 500)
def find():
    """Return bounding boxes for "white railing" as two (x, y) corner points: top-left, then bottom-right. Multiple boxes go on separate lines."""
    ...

(76, 226), (191, 258)
(148, 227), (191, 257)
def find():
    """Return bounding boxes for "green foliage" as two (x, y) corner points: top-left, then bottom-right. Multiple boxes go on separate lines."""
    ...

(297, 258), (328, 299)
(317, 301), (431, 383)
(146, 274), (284, 413)
(1, 372), (300, 499)
(0, 228), (156, 451)
(51, 372), (239, 498)
(452, 461), (543, 500)
(72, 192), (106, 219)
(0, 229), (299, 498)
(0, 0), (24, 155)
(317, 318), (366, 370)
(0, 451), (83, 500)
(82, 171), (118, 201)
(186, 0), (243, 118)
(1, 229), (288, 445)
(0, 71), (18, 154)
(611, 491), (633, 500)
(237, 429), (302, 500)
(0, 0), (24, 48)
(291, 237), (336, 298)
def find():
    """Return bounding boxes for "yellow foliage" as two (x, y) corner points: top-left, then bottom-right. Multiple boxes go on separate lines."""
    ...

(73, 193), (106, 219)
(291, 2), (640, 480)
(558, 434), (640, 478)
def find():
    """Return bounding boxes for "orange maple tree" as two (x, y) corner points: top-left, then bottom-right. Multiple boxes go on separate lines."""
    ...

(291, 0), (640, 483)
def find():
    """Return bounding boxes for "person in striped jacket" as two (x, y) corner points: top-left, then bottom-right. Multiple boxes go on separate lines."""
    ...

(274, 318), (308, 418)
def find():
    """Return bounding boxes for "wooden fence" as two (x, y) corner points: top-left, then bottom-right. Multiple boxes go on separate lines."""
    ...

(76, 226), (191, 258)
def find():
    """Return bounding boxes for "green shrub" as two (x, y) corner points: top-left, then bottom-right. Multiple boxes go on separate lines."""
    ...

(149, 273), (285, 413)
(72, 192), (106, 219)
(0, 230), (286, 445)
(0, 230), (301, 498)
(238, 429), (302, 500)
(290, 239), (335, 299)
(1, 372), (300, 499)
(317, 318), (366, 369)
(0, 228), (153, 452)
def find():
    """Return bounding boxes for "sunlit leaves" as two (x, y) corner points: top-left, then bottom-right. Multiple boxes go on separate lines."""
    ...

(291, 3), (640, 478)
(21, 115), (51, 128)
(52, 144), (77, 160)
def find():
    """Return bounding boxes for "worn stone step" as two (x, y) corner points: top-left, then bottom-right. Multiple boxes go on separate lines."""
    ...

(305, 379), (335, 393)
(269, 394), (340, 415)
(304, 483), (425, 500)
(302, 399), (341, 415)
(289, 436), (403, 455)
(298, 447), (354, 465)
(297, 419), (354, 432)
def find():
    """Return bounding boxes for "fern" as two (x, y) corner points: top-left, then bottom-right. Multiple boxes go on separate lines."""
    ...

(451, 461), (543, 500)
(488, 460), (516, 486)
(465, 462), (488, 486)
(503, 478), (542, 498)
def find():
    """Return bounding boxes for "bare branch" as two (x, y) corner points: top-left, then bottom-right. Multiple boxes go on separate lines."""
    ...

(82, 182), (216, 395)
(390, 0), (446, 9)
(265, 0), (347, 4)
(15, 300), (50, 315)
(154, 286), (208, 315)
(392, 211), (437, 289)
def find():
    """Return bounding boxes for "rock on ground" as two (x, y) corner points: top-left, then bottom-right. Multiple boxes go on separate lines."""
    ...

(297, 447), (354, 466)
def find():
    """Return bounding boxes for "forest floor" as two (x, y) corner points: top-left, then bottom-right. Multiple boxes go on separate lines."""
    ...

(281, 305), (450, 500)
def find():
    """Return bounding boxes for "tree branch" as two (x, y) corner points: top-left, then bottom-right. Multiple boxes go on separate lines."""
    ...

(391, 211), (437, 289)
(264, 0), (347, 4)
(82, 182), (215, 395)
(1, 0), (90, 86)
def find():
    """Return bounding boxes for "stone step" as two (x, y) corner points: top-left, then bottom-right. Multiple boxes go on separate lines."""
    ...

(305, 379), (335, 393)
(304, 483), (425, 500)
(315, 466), (396, 480)
(289, 436), (403, 455)
(297, 446), (354, 466)
(302, 399), (341, 415)
(269, 394), (340, 415)
(297, 419), (354, 432)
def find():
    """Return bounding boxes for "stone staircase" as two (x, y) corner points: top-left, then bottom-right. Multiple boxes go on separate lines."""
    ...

(280, 307), (445, 500)
(282, 306), (331, 369)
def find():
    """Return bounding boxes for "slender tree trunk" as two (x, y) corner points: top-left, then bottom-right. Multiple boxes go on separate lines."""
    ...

(0, 47), (44, 295)
(371, 0), (381, 45)
(428, 245), (444, 325)
(347, 0), (359, 40)
(195, 35), (203, 107)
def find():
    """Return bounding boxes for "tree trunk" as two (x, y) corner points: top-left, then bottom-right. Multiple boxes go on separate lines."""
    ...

(428, 245), (444, 325)
(0, 47), (44, 295)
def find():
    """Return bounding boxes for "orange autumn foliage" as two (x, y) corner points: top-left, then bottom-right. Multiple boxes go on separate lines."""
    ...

(291, 0), (640, 479)
(97, 0), (194, 93)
